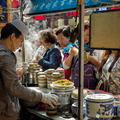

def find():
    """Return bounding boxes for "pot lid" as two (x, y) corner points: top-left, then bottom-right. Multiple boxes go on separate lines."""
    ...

(86, 94), (114, 101)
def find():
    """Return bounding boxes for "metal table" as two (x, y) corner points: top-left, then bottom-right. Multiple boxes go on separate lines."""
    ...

(26, 108), (88, 120)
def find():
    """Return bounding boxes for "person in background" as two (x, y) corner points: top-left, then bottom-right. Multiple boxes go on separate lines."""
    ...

(63, 24), (103, 89)
(84, 25), (102, 67)
(0, 19), (58, 120)
(31, 30), (46, 63)
(84, 25), (103, 87)
(56, 26), (74, 79)
(38, 29), (62, 71)
(63, 46), (79, 87)
(53, 28), (62, 51)
(83, 25), (98, 89)
(97, 50), (120, 94)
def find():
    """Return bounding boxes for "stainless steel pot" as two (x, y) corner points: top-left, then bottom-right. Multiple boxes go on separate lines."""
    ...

(22, 69), (39, 85)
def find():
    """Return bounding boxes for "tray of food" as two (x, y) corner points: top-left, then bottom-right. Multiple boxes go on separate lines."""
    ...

(50, 79), (74, 89)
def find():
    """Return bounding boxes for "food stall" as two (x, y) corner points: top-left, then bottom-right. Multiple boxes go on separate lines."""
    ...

(20, 68), (79, 120)
(20, 66), (120, 120)
(20, 0), (120, 120)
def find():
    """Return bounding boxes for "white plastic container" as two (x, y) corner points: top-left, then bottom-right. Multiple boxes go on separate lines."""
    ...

(86, 94), (114, 120)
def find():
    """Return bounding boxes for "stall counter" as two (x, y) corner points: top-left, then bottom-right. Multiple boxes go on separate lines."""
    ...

(24, 87), (88, 120)
(26, 107), (90, 120)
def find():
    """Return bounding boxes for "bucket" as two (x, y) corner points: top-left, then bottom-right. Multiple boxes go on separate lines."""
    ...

(52, 87), (75, 111)
(86, 94), (114, 120)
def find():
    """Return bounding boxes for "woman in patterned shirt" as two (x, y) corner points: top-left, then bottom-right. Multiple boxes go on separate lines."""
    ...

(98, 50), (120, 94)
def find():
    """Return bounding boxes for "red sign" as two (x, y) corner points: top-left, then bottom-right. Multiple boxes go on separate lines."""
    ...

(110, 6), (120, 10)
(12, 0), (19, 8)
(32, 16), (45, 20)
(65, 12), (80, 17)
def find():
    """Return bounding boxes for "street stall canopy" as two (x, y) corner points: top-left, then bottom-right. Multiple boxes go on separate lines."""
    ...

(23, 0), (116, 15)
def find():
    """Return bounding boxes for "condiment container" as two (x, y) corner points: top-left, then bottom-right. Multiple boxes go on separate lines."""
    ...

(86, 94), (114, 120)
(52, 86), (75, 111)
(114, 100), (120, 118)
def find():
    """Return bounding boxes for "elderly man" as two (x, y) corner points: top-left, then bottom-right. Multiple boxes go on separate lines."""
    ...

(0, 19), (58, 120)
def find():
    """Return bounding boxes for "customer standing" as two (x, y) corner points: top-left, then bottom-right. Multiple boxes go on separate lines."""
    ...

(38, 29), (62, 71)
(0, 19), (58, 120)
(63, 24), (102, 89)
(97, 50), (120, 94)
(31, 31), (46, 63)
(56, 26), (74, 79)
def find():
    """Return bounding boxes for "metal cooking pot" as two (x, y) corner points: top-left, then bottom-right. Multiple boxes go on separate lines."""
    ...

(22, 69), (39, 86)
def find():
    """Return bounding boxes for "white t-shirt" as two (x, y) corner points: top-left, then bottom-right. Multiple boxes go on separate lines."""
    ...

(33, 45), (46, 58)
(91, 50), (103, 62)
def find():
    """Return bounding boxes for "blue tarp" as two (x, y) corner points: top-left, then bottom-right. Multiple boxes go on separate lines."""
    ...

(24, 0), (114, 15)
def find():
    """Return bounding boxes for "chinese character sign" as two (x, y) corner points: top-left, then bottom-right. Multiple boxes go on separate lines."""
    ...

(26, 0), (77, 14)
(24, 0), (114, 15)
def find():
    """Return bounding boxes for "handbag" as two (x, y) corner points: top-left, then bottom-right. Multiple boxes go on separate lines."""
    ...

(96, 73), (110, 92)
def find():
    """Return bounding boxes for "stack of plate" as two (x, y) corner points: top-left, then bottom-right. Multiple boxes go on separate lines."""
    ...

(45, 69), (55, 89)
(55, 68), (65, 79)
(48, 72), (61, 89)
(51, 72), (61, 81)
(38, 71), (46, 76)
(28, 63), (40, 70)
(38, 75), (47, 88)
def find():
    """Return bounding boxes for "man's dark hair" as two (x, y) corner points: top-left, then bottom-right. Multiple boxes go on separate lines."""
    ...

(0, 23), (22, 40)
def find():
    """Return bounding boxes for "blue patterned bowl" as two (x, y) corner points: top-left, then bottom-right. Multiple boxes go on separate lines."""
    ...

(52, 86), (75, 111)
(71, 100), (86, 117)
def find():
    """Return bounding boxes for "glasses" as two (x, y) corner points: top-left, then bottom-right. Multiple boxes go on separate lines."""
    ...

(18, 37), (24, 42)
(15, 34), (24, 40)
(15, 35), (24, 42)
